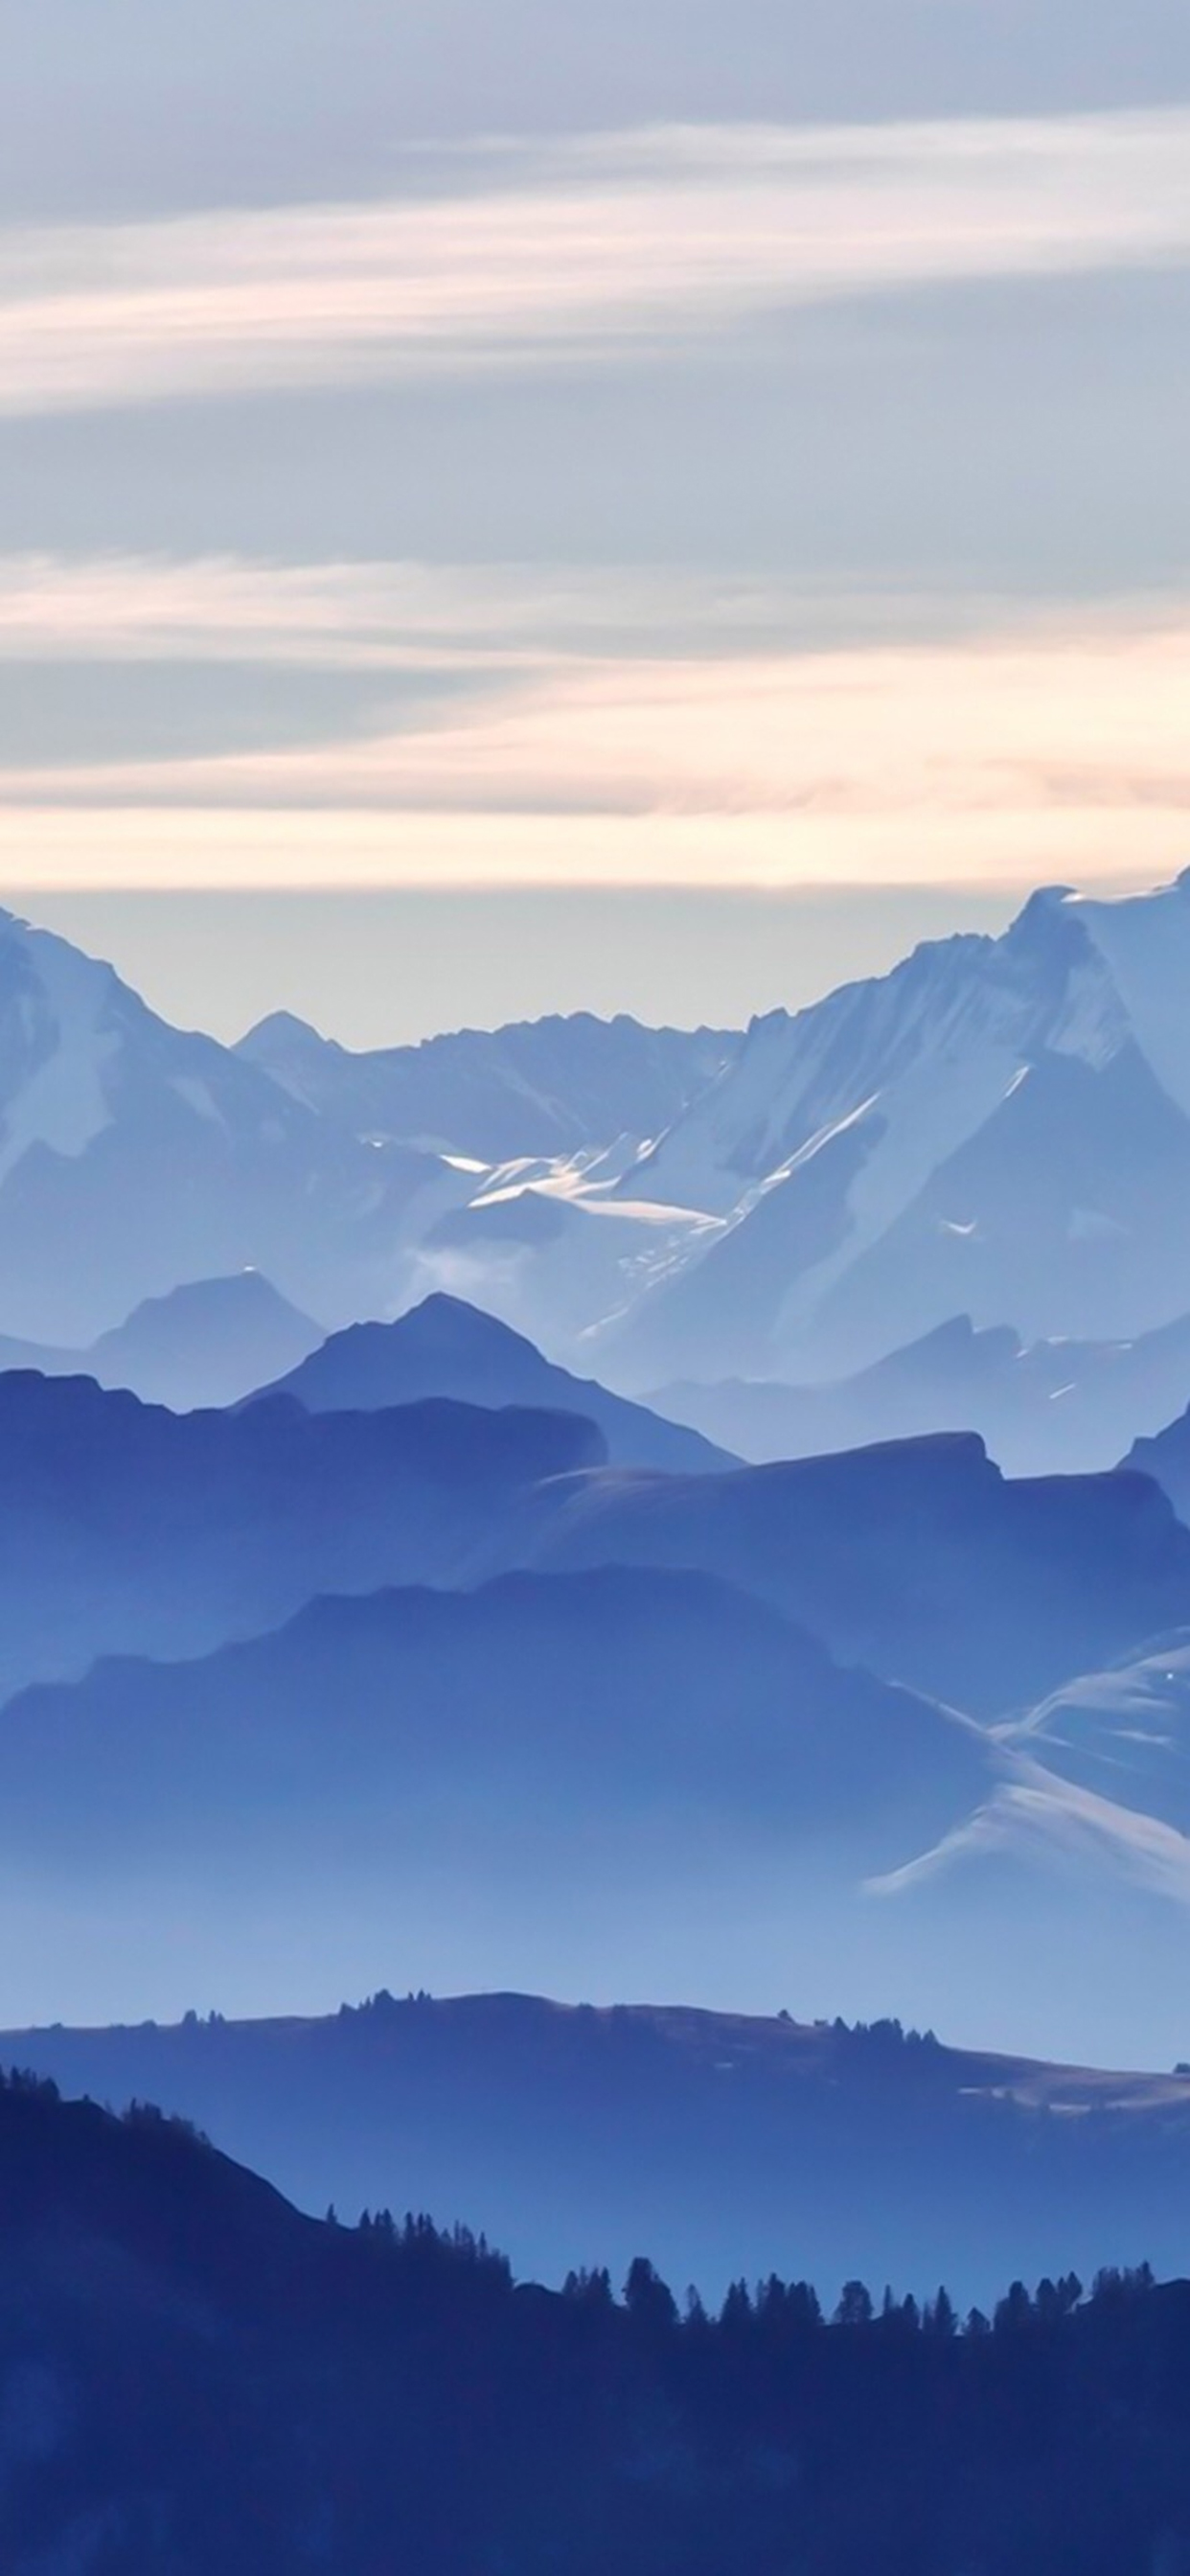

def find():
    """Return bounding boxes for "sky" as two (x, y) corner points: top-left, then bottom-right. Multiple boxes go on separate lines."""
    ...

(1, 1), (1188, 1040)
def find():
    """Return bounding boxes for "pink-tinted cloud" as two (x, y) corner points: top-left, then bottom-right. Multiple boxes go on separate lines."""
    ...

(1, 594), (1188, 892)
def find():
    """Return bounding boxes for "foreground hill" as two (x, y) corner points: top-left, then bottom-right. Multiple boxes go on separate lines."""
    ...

(511, 1435), (1190, 1716)
(0, 1271), (323, 1410)
(2, 2065), (1190, 2574)
(253, 1291), (734, 1472)
(13, 1990), (1190, 2310)
(0, 1371), (599, 1700)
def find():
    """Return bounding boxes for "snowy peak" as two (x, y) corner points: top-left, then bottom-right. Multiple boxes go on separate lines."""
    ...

(235, 1009), (347, 1111)
(6, 870), (1190, 1406)
(0, 908), (145, 1188)
(1057, 875), (1190, 1118)
(237, 1004), (739, 1163)
(0, 911), (474, 1346)
(601, 871), (1190, 1389)
(629, 883), (1148, 1227)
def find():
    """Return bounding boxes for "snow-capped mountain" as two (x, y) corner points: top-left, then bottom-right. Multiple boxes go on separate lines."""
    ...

(597, 874), (1190, 1389)
(0, 908), (477, 1344)
(8, 874), (1190, 1399)
(0, 909), (720, 1350)
(238, 1006), (737, 1162)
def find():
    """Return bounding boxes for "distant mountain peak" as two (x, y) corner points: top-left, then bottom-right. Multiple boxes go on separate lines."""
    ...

(239, 1008), (328, 1050)
(251, 1290), (735, 1473)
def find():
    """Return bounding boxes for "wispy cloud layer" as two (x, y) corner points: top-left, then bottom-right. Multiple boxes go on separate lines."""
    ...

(0, 551), (1064, 665)
(3, 110), (1190, 413)
(1, 559), (1187, 893)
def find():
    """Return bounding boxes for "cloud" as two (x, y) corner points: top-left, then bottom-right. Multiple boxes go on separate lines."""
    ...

(3, 588), (1188, 808)
(0, 551), (968, 666)
(0, 550), (1090, 672)
(2, 109), (1190, 413)
(1, 555), (1188, 893)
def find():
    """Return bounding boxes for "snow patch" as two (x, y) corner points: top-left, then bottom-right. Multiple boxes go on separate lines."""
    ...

(0, 930), (119, 1187)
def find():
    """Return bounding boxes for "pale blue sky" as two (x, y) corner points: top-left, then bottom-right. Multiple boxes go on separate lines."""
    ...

(0, 0), (1187, 1038)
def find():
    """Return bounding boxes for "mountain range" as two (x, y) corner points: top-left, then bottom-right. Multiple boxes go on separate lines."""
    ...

(239, 1004), (738, 1163)
(10, 878), (1190, 1452)
(254, 1290), (733, 1473)
(652, 1306), (1190, 1481)
(0, 1368), (600, 1701)
(508, 1434), (1190, 1716)
(2, 1314), (1190, 2048)
(599, 876), (1190, 1391)
(0, 1561), (990, 1990)
(7, 885), (1190, 2087)
(2, 1392), (1190, 2052)
(0, 907), (472, 1344)
(0, 1269), (323, 1410)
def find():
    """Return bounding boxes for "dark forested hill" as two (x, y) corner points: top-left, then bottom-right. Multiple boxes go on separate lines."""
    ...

(9, 1991), (1190, 2311)
(2, 2064), (1190, 2576)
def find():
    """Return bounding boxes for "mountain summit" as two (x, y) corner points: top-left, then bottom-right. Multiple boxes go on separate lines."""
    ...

(252, 1291), (733, 1472)
(7, 879), (1190, 1402)
(598, 876), (1190, 1387)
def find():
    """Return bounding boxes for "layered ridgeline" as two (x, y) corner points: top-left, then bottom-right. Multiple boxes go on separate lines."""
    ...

(652, 1307), (1190, 1482)
(4, 1362), (1190, 2056)
(0, 1368), (603, 1700)
(8, 888), (1190, 2063)
(11, 1991), (1190, 2310)
(0, 905), (729, 1348)
(10, 881), (1190, 1465)
(7, 1361), (1185, 1710)
(1, 2064), (1190, 2576)
(247, 1290), (734, 1474)
(0, 1272), (323, 1410)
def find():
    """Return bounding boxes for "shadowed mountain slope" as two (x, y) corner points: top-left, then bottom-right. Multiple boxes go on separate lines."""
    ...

(1124, 1406), (1190, 1527)
(0, 1369), (601, 1702)
(0, 1566), (989, 1884)
(509, 1435), (1190, 1716)
(253, 1291), (733, 1472)
(652, 1305), (1190, 1482)
(0, 1271), (323, 1411)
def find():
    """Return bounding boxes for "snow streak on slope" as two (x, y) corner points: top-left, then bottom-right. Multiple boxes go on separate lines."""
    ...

(7, 874), (1190, 1395)
(598, 878), (1190, 1387)
(0, 915), (120, 1184)
(1069, 870), (1190, 1120)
